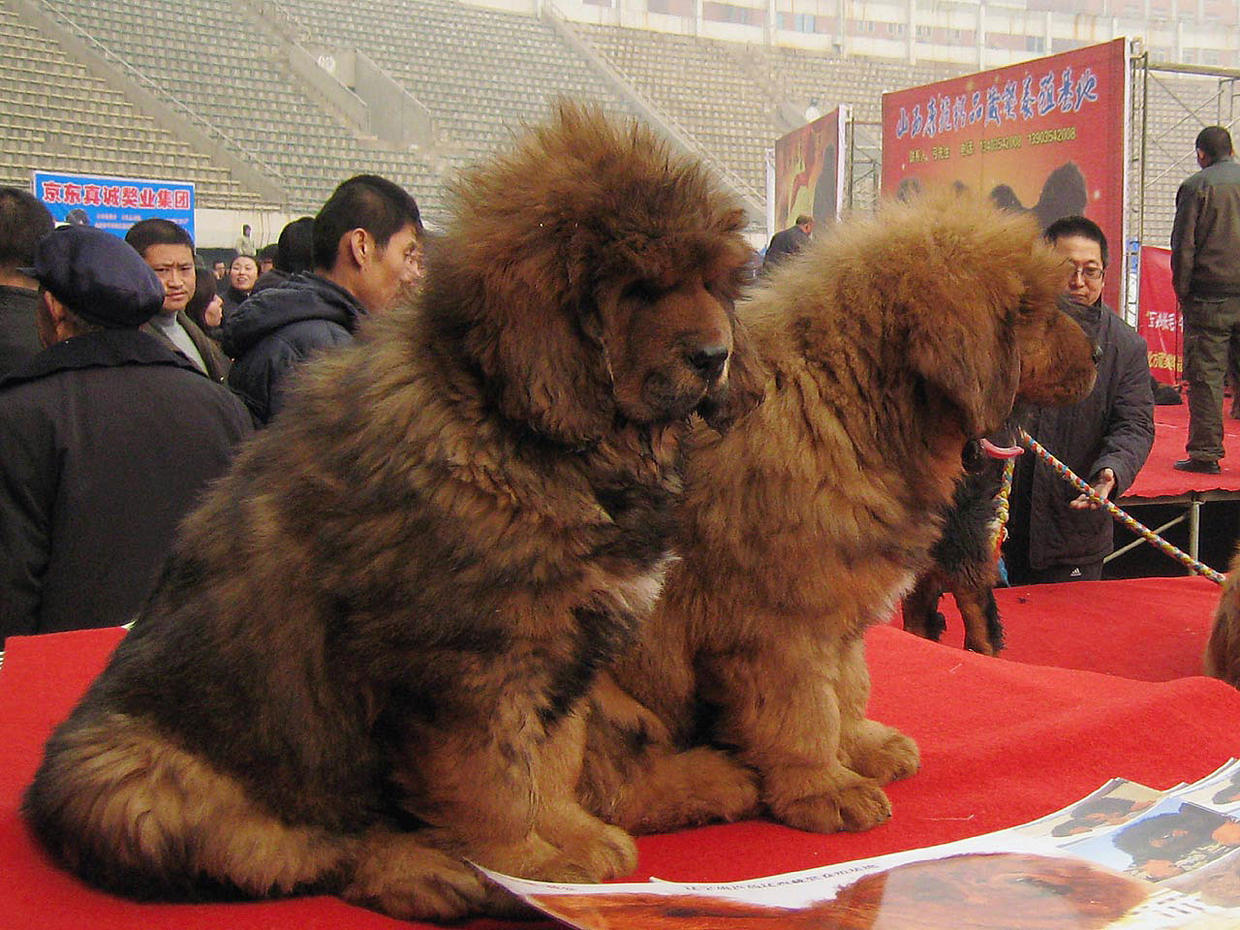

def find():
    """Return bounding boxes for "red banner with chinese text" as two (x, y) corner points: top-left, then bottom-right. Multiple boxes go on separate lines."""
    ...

(881, 39), (1128, 311)
(1139, 245), (1181, 384)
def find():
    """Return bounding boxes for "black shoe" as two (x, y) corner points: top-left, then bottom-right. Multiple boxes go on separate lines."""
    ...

(1174, 458), (1221, 474)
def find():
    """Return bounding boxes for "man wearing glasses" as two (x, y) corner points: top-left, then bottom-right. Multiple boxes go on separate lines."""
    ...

(1171, 125), (1240, 474)
(1005, 215), (1154, 584)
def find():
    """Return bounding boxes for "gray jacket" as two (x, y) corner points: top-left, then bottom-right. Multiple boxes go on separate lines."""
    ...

(1171, 155), (1240, 299)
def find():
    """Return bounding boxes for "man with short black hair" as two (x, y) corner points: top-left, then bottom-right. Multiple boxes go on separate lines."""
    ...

(1171, 125), (1240, 473)
(0, 187), (54, 377)
(126, 218), (230, 381)
(0, 226), (252, 643)
(250, 215), (314, 296)
(257, 243), (277, 276)
(1005, 215), (1153, 584)
(223, 175), (423, 424)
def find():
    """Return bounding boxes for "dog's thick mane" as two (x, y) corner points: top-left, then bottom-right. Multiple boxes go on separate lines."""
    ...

(420, 101), (750, 445)
(255, 103), (754, 538)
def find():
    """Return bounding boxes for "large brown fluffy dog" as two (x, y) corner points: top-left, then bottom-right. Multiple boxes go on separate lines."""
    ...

(580, 193), (1098, 837)
(22, 104), (763, 921)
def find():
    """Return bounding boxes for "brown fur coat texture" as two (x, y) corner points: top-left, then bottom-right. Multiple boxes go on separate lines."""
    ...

(1206, 543), (1240, 687)
(21, 104), (763, 922)
(580, 194), (1098, 838)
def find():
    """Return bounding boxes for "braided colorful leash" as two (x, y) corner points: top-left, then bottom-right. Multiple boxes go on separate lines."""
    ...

(990, 457), (1016, 561)
(1017, 427), (1225, 585)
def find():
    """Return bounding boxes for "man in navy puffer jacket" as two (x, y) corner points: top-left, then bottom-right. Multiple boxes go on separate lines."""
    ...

(223, 175), (423, 425)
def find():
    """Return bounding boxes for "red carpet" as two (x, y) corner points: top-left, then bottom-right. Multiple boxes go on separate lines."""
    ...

(3, 577), (1238, 929)
(1124, 402), (1240, 498)
(905, 574), (1219, 681)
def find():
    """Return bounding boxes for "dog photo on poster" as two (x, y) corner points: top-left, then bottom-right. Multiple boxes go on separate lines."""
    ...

(881, 39), (1128, 311)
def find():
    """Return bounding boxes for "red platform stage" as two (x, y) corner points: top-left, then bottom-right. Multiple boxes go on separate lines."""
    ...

(1099, 403), (1240, 570)
(2, 573), (1237, 930)
(1123, 403), (1240, 499)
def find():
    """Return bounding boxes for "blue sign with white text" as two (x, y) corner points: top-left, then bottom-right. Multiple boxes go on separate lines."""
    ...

(32, 170), (195, 240)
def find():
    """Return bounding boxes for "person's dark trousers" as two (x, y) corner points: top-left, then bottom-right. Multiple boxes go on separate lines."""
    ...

(1183, 294), (1240, 463)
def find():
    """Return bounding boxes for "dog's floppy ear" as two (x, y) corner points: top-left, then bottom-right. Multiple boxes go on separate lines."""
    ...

(426, 247), (615, 445)
(906, 300), (1020, 439)
(701, 315), (766, 432)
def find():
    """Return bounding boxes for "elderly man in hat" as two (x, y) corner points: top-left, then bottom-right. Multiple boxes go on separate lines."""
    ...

(0, 226), (253, 645)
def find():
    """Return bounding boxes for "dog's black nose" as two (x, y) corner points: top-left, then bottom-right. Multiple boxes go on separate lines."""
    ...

(688, 344), (729, 381)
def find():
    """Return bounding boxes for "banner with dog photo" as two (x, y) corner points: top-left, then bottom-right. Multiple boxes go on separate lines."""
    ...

(880, 38), (1129, 312)
(772, 106), (847, 234)
(484, 759), (1240, 928)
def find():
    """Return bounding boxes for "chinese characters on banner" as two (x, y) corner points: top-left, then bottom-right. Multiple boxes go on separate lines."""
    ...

(32, 170), (195, 240)
(1139, 246), (1181, 384)
(881, 39), (1127, 311)
(772, 107), (847, 234)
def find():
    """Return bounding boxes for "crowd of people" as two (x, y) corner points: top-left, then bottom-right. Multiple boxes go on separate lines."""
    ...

(0, 174), (424, 645)
(0, 126), (1233, 645)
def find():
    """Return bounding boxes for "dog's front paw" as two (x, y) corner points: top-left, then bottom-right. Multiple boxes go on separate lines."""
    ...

(674, 746), (762, 825)
(345, 834), (488, 921)
(768, 774), (892, 833)
(844, 721), (920, 785)
(539, 821), (638, 882)
(610, 745), (761, 834)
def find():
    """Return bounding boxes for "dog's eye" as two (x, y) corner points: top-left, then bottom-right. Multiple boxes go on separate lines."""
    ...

(707, 275), (743, 305)
(624, 281), (663, 303)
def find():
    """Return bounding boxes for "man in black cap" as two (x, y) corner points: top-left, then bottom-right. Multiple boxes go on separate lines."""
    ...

(0, 226), (253, 645)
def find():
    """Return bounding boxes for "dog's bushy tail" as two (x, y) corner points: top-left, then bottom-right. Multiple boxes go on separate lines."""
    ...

(24, 708), (347, 902)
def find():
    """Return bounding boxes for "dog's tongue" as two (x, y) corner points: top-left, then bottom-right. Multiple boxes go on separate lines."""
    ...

(980, 437), (1023, 459)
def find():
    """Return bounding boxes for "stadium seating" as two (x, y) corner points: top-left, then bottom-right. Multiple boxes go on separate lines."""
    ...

(33, 0), (446, 213)
(0, 0), (1214, 240)
(0, 0), (258, 206)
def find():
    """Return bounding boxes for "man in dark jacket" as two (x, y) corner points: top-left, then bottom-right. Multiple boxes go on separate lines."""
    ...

(222, 175), (423, 424)
(126, 218), (231, 383)
(1006, 216), (1154, 584)
(762, 214), (813, 272)
(0, 187), (54, 378)
(1171, 125), (1240, 474)
(0, 226), (253, 644)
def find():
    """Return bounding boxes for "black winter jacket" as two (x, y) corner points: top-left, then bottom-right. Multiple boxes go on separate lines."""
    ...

(0, 329), (253, 643)
(222, 273), (366, 425)
(1009, 302), (1154, 572)
(0, 284), (40, 379)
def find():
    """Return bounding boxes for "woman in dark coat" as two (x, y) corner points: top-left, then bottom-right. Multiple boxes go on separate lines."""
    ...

(185, 266), (225, 345)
